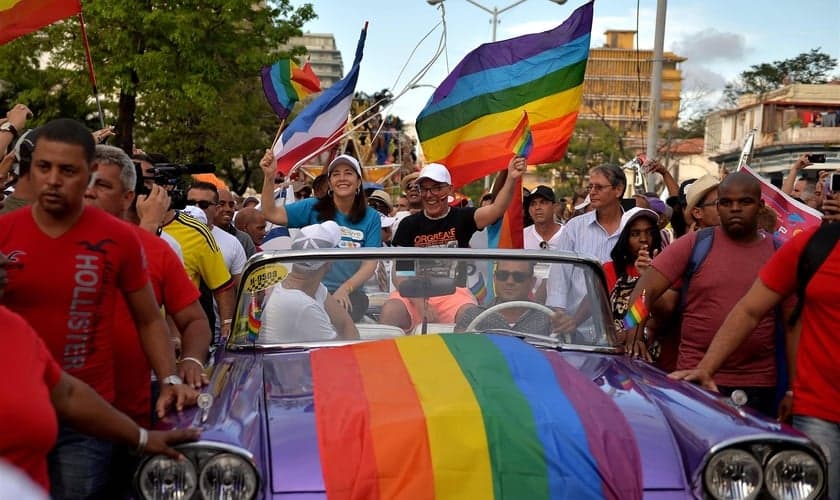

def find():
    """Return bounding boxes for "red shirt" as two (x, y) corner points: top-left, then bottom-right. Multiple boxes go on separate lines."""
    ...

(760, 226), (840, 423)
(0, 206), (148, 401)
(113, 226), (200, 426)
(652, 227), (777, 387)
(0, 306), (62, 491)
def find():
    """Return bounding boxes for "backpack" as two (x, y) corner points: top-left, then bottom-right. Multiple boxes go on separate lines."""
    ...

(788, 222), (840, 326)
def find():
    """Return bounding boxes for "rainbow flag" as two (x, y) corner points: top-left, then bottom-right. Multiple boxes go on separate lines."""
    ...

(508, 111), (533, 158)
(0, 0), (80, 46)
(261, 58), (322, 119)
(311, 334), (643, 500)
(623, 292), (649, 329)
(415, 2), (592, 188)
(247, 297), (261, 341)
(486, 177), (525, 249)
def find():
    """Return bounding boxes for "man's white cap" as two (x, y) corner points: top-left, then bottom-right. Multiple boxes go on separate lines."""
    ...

(574, 194), (590, 211)
(182, 205), (207, 224)
(292, 220), (341, 250)
(417, 163), (451, 185)
(327, 154), (363, 178)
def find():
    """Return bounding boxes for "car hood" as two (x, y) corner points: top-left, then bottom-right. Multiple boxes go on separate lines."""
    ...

(191, 347), (798, 496)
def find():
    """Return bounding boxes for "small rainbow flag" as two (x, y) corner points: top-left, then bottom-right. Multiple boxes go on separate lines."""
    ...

(508, 111), (533, 158)
(623, 291), (649, 329)
(261, 58), (322, 119)
(247, 297), (261, 341)
(311, 334), (642, 500)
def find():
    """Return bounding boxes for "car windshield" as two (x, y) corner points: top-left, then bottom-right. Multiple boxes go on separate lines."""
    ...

(229, 248), (618, 351)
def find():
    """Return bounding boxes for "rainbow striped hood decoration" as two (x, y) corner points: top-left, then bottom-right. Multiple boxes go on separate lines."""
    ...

(311, 334), (642, 499)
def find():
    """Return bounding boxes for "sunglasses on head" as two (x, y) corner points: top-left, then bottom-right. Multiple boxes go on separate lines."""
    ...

(494, 270), (531, 283)
(186, 199), (213, 210)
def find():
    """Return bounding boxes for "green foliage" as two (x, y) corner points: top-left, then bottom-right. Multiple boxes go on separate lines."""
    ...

(722, 49), (838, 107)
(0, 0), (316, 194)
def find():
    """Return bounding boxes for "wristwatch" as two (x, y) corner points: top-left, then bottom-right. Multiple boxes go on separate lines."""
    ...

(0, 121), (17, 140)
(162, 375), (184, 386)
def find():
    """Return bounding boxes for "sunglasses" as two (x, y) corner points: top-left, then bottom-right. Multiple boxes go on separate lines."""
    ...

(406, 183), (419, 192)
(494, 270), (531, 283)
(186, 199), (213, 210)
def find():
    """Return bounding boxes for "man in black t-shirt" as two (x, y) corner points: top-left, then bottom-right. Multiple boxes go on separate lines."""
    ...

(380, 158), (526, 331)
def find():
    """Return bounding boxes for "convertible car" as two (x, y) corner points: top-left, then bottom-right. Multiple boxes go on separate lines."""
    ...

(134, 248), (827, 500)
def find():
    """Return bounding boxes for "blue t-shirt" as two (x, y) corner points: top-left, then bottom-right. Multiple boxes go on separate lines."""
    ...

(285, 197), (381, 291)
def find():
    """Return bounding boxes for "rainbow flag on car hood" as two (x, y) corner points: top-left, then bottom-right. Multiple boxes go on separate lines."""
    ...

(311, 334), (642, 500)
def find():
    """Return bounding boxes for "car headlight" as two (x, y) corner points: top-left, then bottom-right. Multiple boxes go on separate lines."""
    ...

(704, 449), (763, 500)
(199, 452), (258, 500)
(137, 455), (198, 500)
(765, 450), (824, 500)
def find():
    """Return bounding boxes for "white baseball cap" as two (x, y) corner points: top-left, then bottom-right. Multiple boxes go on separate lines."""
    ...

(291, 221), (342, 271)
(327, 154), (363, 178)
(417, 163), (451, 185)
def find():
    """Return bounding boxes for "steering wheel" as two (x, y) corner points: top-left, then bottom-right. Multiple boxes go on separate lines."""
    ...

(465, 301), (556, 333)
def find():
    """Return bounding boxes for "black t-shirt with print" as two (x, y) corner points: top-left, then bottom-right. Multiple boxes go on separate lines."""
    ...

(392, 207), (478, 248)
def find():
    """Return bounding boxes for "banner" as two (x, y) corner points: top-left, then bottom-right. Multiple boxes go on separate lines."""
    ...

(739, 165), (821, 243)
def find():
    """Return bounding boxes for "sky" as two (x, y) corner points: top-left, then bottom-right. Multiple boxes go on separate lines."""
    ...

(293, 0), (840, 124)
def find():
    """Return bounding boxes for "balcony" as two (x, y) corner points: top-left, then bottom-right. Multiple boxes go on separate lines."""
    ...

(775, 126), (840, 146)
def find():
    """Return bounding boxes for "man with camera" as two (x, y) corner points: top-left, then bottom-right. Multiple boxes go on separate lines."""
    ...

(133, 154), (236, 343)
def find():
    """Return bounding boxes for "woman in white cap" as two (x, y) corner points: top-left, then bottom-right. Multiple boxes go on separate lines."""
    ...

(259, 151), (380, 320)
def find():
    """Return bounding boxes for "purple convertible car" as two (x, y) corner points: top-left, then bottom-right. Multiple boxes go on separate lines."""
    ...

(134, 248), (827, 500)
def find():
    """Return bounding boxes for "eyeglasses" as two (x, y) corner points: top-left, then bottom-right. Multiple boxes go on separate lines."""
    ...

(698, 201), (718, 208)
(418, 184), (449, 195)
(494, 270), (531, 283)
(585, 183), (613, 192)
(186, 199), (213, 210)
(217, 200), (236, 209)
(539, 241), (548, 249)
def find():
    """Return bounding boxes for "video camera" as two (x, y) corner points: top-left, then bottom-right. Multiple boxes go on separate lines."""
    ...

(133, 161), (215, 210)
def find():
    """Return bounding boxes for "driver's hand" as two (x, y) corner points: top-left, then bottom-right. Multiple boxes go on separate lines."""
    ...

(550, 310), (575, 336)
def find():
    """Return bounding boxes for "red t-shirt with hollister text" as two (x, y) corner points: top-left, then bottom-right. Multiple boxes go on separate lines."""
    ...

(0, 206), (148, 402)
(113, 226), (200, 426)
(760, 226), (840, 423)
(0, 306), (62, 491)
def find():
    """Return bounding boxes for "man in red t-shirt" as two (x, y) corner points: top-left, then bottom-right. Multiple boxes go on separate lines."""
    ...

(0, 119), (195, 499)
(672, 193), (840, 500)
(626, 172), (782, 417)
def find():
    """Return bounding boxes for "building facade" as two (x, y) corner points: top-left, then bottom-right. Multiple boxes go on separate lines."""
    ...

(287, 33), (344, 89)
(581, 30), (685, 145)
(705, 83), (840, 178)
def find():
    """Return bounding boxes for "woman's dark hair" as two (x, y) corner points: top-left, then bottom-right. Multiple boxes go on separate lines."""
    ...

(314, 176), (369, 224)
(610, 213), (662, 279)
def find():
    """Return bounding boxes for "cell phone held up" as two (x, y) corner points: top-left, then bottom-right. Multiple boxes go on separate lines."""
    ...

(830, 172), (840, 194)
(807, 153), (826, 163)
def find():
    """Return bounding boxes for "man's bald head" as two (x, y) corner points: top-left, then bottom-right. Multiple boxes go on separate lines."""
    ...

(236, 207), (267, 246)
(719, 171), (761, 199)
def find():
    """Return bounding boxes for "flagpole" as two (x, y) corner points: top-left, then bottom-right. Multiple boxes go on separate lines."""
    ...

(77, 11), (105, 129)
(271, 118), (286, 151)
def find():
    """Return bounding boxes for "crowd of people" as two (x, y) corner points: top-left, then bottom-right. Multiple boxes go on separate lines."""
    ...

(0, 107), (838, 499)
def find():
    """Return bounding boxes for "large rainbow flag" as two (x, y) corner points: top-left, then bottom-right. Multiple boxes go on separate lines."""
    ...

(261, 58), (322, 120)
(311, 334), (643, 500)
(0, 0), (80, 46)
(415, 1), (592, 188)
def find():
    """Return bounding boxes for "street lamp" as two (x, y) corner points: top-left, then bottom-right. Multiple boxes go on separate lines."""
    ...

(427, 0), (567, 42)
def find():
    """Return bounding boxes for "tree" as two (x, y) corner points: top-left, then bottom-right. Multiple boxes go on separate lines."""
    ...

(0, 0), (316, 193)
(722, 49), (837, 107)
